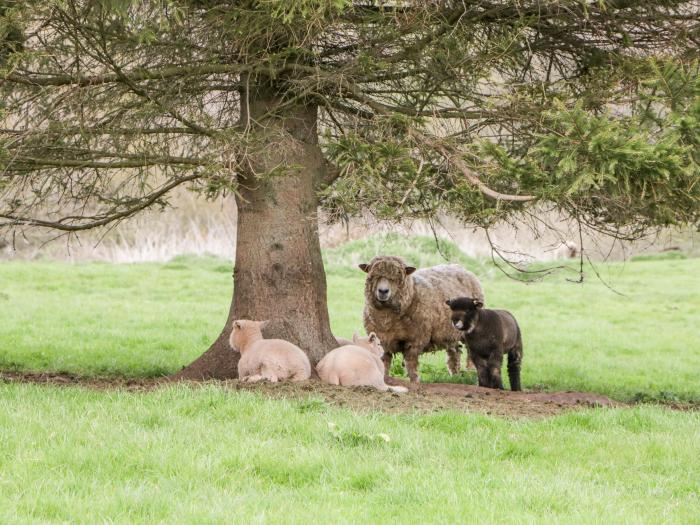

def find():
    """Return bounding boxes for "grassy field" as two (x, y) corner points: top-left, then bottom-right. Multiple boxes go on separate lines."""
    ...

(1, 384), (698, 524)
(1, 234), (698, 402)
(1, 235), (699, 523)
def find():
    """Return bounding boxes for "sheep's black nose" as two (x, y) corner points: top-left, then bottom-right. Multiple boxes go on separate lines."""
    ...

(378, 287), (389, 294)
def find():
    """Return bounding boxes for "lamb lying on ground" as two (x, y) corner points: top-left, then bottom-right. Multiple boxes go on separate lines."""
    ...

(229, 319), (311, 382)
(318, 333), (409, 393)
(446, 297), (523, 391)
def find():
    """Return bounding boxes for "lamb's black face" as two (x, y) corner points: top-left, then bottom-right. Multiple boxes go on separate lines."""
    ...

(446, 297), (483, 332)
(450, 309), (476, 331)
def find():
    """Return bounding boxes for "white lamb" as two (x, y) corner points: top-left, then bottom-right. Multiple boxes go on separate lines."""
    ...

(317, 333), (409, 393)
(229, 319), (311, 382)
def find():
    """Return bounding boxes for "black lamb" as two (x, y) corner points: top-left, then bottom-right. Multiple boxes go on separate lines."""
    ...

(445, 297), (523, 391)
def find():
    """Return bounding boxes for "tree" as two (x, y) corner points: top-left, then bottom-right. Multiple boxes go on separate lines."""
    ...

(1, 1), (698, 379)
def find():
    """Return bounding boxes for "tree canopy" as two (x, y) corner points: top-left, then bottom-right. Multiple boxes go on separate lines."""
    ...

(1, 0), (698, 241)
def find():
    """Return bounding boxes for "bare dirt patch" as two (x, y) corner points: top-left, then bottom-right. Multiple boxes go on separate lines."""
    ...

(228, 379), (619, 418)
(0, 370), (627, 418)
(0, 371), (153, 390)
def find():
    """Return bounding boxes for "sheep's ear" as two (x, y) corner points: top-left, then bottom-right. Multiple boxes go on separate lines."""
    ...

(359, 263), (370, 273)
(259, 320), (271, 330)
(405, 266), (417, 275)
(233, 320), (241, 329)
(368, 332), (377, 343)
(445, 299), (452, 307)
(352, 331), (359, 343)
(473, 300), (484, 309)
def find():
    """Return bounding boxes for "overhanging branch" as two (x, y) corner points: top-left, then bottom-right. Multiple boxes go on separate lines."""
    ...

(0, 173), (202, 231)
(4, 63), (244, 88)
(10, 155), (210, 169)
(0, 126), (212, 137)
(426, 137), (536, 203)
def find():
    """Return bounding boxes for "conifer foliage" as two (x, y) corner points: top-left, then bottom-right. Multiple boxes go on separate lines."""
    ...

(0, 1), (697, 371)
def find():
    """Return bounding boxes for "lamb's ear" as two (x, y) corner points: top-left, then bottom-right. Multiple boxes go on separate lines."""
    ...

(259, 320), (271, 330)
(359, 263), (370, 273)
(405, 266), (417, 276)
(445, 299), (452, 307)
(368, 332), (377, 343)
(232, 320), (241, 329)
(473, 300), (484, 309)
(352, 331), (359, 344)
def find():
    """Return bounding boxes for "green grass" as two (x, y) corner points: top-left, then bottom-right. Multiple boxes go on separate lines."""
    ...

(1, 235), (699, 523)
(0, 384), (698, 524)
(1, 236), (698, 403)
(0, 255), (230, 377)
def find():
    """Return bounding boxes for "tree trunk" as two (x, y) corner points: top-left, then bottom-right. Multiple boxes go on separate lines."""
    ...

(172, 86), (337, 380)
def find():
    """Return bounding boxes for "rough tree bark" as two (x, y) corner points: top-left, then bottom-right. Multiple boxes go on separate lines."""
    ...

(173, 85), (338, 380)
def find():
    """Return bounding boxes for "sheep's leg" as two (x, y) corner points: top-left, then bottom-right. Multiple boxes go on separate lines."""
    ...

(446, 346), (462, 376)
(471, 354), (490, 388)
(487, 351), (504, 390)
(325, 373), (340, 386)
(381, 351), (394, 379)
(291, 370), (309, 382)
(404, 347), (422, 384)
(507, 340), (523, 392)
(260, 368), (279, 383)
(243, 374), (264, 383)
(460, 341), (476, 370)
(465, 348), (477, 371)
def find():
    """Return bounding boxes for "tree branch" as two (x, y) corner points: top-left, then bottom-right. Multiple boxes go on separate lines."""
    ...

(0, 126), (211, 136)
(0, 174), (202, 231)
(9, 155), (209, 169)
(426, 137), (536, 203)
(3, 63), (243, 87)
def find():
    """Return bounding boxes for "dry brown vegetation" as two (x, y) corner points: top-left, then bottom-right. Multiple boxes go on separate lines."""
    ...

(1, 191), (696, 263)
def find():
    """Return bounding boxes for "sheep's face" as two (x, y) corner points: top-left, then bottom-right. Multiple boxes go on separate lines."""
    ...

(353, 331), (384, 358)
(359, 257), (416, 307)
(446, 297), (483, 333)
(375, 276), (393, 303)
(229, 319), (269, 352)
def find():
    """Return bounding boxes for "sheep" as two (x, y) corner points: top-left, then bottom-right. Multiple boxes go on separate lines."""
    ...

(446, 297), (523, 391)
(553, 240), (579, 259)
(317, 333), (409, 393)
(229, 319), (311, 382)
(360, 255), (485, 383)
